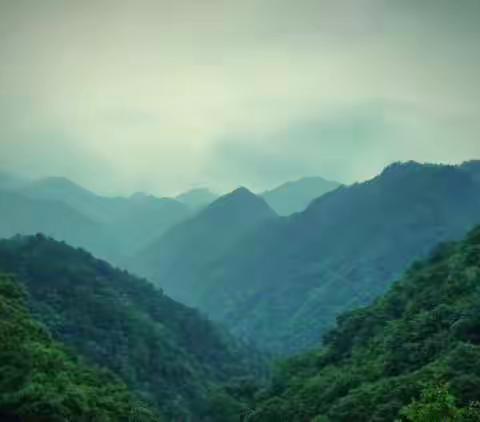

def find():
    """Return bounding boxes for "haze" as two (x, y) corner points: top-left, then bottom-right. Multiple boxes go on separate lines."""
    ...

(1, 0), (479, 195)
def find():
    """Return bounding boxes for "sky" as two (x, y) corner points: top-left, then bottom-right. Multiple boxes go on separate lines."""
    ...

(0, 0), (480, 196)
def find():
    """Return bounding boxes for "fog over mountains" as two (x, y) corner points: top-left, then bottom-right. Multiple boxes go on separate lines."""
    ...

(2, 1), (480, 420)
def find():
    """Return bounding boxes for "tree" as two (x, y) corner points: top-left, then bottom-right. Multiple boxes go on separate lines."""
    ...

(401, 383), (480, 422)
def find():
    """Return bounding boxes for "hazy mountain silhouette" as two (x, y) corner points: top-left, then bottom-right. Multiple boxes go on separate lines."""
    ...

(261, 176), (341, 215)
(135, 187), (278, 305)
(176, 188), (219, 211)
(0, 189), (115, 259)
(0, 170), (29, 191)
(1, 175), (192, 263)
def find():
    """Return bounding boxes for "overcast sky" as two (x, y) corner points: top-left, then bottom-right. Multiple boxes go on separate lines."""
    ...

(1, 0), (479, 196)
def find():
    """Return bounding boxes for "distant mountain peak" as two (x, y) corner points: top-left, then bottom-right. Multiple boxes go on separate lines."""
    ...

(176, 187), (218, 211)
(26, 176), (96, 199)
(380, 160), (450, 175)
(207, 186), (276, 216)
(226, 186), (256, 198)
(129, 191), (156, 202)
(261, 176), (341, 215)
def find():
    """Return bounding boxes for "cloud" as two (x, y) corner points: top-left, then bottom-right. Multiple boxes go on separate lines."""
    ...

(0, 0), (479, 194)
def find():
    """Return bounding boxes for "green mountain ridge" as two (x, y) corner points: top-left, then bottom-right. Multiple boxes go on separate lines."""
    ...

(0, 234), (265, 420)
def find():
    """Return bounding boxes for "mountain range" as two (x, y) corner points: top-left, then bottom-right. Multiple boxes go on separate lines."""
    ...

(0, 172), (336, 267)
(0, 175), (192, 264)
(2, 160), (480, 420)
(135, 161), (480, 355)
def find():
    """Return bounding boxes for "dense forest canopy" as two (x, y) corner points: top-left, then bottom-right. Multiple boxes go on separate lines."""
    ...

(0, 273), (162, 421)
(0, 235), (265, 420)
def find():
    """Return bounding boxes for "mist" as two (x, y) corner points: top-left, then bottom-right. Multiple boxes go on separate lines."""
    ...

(1, 0), (480, 195)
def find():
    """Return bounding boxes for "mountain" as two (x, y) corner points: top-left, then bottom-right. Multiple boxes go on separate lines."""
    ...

(0, 273), (160, 421)
(462, 159), (480, 183)
(0, 170), (28, 191)
(187, 162), (480, 355)
(19, 176), (103, 218)
(176, 188), (219, 211)
(0, 189), (115, 260)
(111, 192), (191, 257)
(5, 176), (192, 262)
(240, 226), (480, 421)
(0, 234), (265, 420)
(261, 176), (341, 215)
(134, 187), (278, 305)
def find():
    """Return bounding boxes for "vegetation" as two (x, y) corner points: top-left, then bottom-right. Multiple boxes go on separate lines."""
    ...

(0, 234), (265, 420)
(3, 162), (480, 420)
(0, 273), (161, 421)
(231, 226), (480, 420)
(401, 383), (480, 422)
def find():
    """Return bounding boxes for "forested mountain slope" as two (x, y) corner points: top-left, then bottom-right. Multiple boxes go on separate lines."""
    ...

(0, 235), (264, 420)
(194, 161), (480, 354)
(0, 273), (161, 421)
(242, 226), (480, 421)
(261, 176), (341, 215)
(135, 187), (278, 305)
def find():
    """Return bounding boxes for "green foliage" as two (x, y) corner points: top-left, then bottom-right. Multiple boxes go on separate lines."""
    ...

(0, 273), (161, 421)
(244, 226), (480, 420)
(0, 235), (265, 420)
(401, 383), (480, 422)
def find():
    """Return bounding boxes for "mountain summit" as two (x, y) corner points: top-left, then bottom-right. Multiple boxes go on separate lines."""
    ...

(134, 187), (277, 305)
(176, 187), (219, 211)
